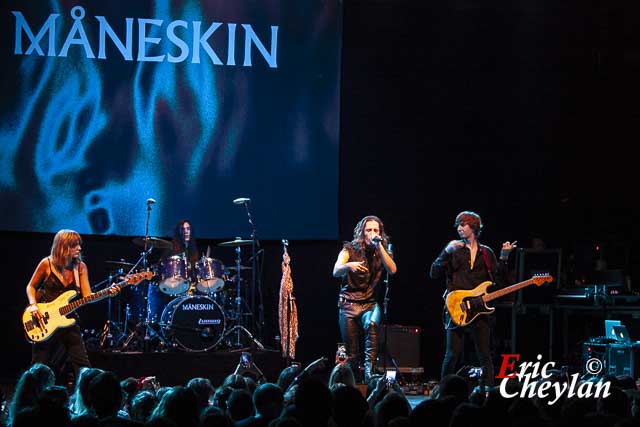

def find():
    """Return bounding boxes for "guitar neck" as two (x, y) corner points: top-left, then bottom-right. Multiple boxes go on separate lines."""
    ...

(59, 280), (124, 316)
(483, 278), (536, 302)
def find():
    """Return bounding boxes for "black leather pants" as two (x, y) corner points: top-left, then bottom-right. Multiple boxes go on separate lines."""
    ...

(338, 299), (381, 381)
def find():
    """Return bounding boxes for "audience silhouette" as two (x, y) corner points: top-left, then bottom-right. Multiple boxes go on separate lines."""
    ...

(2, 357), (639, 427)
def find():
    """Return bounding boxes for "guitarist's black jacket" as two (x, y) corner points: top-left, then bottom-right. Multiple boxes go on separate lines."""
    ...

(430, 244), (508, 293)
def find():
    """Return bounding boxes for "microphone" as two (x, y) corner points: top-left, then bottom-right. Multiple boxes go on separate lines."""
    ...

(372, 236), (383, 244)
(233, 197), (251, 205)
(147, 198), (156, 205)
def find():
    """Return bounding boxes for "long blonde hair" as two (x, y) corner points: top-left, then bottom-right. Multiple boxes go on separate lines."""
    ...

(50, 229), (82, 269)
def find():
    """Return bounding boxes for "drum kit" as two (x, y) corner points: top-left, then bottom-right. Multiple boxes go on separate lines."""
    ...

(100, 236), (262, 353)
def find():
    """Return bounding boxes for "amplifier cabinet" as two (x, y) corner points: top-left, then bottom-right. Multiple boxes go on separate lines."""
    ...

(379, 324), (422, 369)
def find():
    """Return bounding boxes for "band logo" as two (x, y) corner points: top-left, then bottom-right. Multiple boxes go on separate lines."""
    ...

(12, 6), (279, 67)
(496, 354), (611, 405)
(181, 304), (218, 311)
(198, 318), (222, 325)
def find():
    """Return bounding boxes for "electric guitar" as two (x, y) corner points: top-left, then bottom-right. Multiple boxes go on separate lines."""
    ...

(445, 274), (553, 327)
(22, 271), (152, 343)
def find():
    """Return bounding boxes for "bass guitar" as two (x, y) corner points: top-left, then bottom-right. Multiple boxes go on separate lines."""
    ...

(22, 271), (152, 343)
(445, 274), (553, 327)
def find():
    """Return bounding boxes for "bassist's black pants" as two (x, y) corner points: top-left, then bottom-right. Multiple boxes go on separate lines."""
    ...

(32, 324), (91, 383)
(441, 316), (494, 387)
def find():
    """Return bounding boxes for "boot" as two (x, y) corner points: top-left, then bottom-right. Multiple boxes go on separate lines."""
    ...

(364, 361), (375, 383)
(364, 321), (379, 383)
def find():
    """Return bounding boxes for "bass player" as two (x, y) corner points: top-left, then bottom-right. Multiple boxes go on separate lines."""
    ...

(25, 229), (116, 382)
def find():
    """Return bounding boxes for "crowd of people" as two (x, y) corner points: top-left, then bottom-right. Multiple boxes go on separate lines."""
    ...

(2, 358), (640, 427)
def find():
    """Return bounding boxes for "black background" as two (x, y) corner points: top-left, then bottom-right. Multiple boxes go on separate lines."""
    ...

(1, 0), (637, 383)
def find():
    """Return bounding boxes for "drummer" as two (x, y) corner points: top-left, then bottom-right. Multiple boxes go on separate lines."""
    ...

(162, 219), (201, 285)
(166, 220), (200, 264)
(145, 219), (202, 318)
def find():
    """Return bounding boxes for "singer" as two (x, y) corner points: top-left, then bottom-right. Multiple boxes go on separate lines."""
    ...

(429, 211), (517, 388)
(332, 215), (396, 382)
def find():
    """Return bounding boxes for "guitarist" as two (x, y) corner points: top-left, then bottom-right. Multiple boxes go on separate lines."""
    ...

(429, 211), (517, 388)
(25, 229), (115, 382)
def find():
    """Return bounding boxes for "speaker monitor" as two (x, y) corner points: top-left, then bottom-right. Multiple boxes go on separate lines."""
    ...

(379, 324), (421, 369)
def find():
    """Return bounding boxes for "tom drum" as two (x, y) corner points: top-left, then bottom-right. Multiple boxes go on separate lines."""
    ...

(159, 255), (190, 295)
(195, 257), (226, 293)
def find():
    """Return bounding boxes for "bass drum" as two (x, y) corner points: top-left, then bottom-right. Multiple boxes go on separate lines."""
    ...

(160, 295), (225, 351)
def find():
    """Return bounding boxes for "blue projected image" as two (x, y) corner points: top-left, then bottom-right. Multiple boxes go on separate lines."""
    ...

(0, 0), (342, 239)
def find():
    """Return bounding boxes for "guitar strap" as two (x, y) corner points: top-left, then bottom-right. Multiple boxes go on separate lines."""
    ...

(73, 265), (80, 290)
(480, 246), (495, 283)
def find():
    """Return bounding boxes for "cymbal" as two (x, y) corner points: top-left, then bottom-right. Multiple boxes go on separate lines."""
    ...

(105, 260), (135, 268)
(132, 237), (172, 249)
(226, 265), (252, 271)
(218, 239), (252, 247)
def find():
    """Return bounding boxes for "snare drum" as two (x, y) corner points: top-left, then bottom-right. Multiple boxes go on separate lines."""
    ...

(195, 257), (225, 293)
(160, 295), (225, 351)
(159, 255), (190, 295)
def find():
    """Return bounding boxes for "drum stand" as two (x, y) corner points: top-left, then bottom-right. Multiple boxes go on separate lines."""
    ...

(121, 200), (170, 352)
(120, 247), (172, 352)
(99, 270), (126, 350)
(222, 244), (264, 350)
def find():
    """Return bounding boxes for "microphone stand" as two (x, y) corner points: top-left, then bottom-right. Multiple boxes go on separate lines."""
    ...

(122, 200), (159, 352)
(380, 244), (401, 378)
(240, 200), (263, 341)
(142, 201), (152, 351)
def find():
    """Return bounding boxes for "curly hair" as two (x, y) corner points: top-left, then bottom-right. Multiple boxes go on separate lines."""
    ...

(351, 215), (389, 250)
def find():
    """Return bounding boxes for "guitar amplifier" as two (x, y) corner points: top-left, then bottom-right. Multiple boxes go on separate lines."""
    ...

(516, 248), (561, 304)
(379, 324), (421, 370)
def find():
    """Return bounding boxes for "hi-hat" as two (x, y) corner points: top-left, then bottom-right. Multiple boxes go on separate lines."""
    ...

(218, 239), (252, 247)
(132, 236), (172, 249)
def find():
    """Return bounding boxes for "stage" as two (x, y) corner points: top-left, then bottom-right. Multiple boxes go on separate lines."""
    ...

(88, 348), (287, 386)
